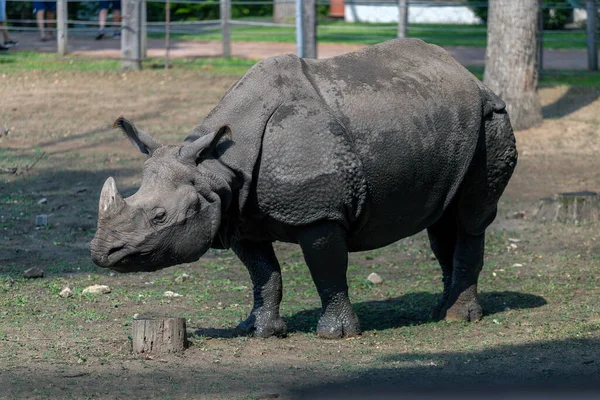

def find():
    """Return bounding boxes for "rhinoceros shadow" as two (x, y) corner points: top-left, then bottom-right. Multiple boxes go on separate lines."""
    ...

(191, 291), (546, 338)
(285, 291), (547, 334)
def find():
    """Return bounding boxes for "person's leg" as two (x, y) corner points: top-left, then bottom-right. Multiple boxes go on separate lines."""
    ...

(0, 23), (9, 44)
(46, 10), (55, 38)
(96, 8), (107, 39)
(96, 1), (109, 39)
(36, 10), (46, 39)
(112, 2), (121, 38)
(0, 0), (9, 43)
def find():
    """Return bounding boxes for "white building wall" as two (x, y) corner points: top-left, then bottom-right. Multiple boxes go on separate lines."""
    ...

(344, 5), (483, 24)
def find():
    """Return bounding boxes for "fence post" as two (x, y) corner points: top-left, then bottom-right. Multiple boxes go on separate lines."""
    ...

(121, 0), (142, 70)
(397, 0), (408, 39)
(537, 2), (543, 74)
(296, 0), (316, 58)
(587, 0), (598, 71)
(221, 0), (231, 58)
(141, 0), (147, 59)
(56, 0), (68, 56)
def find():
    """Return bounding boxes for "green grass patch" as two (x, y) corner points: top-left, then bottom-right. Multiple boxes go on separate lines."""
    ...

(161, 21), (589, 50)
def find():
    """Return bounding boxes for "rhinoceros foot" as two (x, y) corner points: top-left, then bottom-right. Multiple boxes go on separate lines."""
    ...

(316, 306), (361, 339)
(443, 300), (483, 322)
(235, 310), (287, 338)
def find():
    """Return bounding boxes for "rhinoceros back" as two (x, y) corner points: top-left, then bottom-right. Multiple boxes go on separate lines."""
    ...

(298, 39), (485, 248)
(191, 39), (485, 250)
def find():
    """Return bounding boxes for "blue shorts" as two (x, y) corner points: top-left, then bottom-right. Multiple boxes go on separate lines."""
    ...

(100, 1), (121, 11)
(33, 1), (57, 13)
(0, 0), (6, 23)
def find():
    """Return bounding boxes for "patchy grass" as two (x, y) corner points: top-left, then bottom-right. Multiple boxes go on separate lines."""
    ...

(0, 64), (599, 399)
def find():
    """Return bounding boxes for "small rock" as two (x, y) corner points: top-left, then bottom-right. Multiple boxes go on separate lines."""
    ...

(367, 272), (383, 285)
(506, 211), (526, 220)
(508, 238), (521, 243)
(512, 263), (523, 268)
(35, 214), (48, 226)
(59, 287), (73, 298)
(175, 273), (189, 283)
(82, 284), (111, 295)
(164, 290), (183, 298)
(37, 198), (47, 205)
(24, 267), (44, 279)
(133, 313), (140, 319)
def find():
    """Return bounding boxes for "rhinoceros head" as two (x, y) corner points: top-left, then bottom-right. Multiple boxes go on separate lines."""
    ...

(90, 117), (230, 273)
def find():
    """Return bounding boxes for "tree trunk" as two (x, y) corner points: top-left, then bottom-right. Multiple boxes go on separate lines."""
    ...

(132, 317), (187, 355)
(484, 0), (543, 131)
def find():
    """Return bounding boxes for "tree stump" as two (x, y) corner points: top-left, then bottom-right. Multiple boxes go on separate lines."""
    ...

(132, 317), (187, 355)
(534, 191), (599, 223)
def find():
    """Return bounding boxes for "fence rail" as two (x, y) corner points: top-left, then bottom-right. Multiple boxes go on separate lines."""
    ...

(2, 0), (599, 71)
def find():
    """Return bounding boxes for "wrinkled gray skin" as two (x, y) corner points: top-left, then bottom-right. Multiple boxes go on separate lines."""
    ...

(91, 39), (517, 339)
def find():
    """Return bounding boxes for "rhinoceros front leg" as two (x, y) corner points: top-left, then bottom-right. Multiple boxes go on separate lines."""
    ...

(232, 240), (287, 338)
(298, 221), (361, 339)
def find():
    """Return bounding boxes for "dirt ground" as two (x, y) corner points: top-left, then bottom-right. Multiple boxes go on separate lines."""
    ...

(1, 69), (600, 399)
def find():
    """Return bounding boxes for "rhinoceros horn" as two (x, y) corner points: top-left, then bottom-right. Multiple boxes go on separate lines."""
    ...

(98, 177), (125, 218)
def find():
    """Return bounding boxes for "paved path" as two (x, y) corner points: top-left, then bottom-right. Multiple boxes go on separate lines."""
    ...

(6, 31), (595, 70)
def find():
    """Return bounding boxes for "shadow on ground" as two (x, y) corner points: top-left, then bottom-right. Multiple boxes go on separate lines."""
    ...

(0, 338), (597, 399)
(192, 291), (547, 338)
(292, 337), (600, 400)
(542, 86), (600, 118)
(285, 291), (547, 334)
(0, 168), (138, 276)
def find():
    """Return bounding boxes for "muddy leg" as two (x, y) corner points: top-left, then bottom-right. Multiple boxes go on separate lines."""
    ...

(232, 240), (287, 338)
(427, 210), (458, 320)
(298, 222), (360, 339)
(442, 231), (484, 322)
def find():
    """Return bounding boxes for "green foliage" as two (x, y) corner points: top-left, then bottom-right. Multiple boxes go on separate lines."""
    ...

(467, 0), (573, 30)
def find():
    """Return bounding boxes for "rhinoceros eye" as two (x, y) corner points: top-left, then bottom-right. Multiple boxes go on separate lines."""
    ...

(152, 208), (167, 224)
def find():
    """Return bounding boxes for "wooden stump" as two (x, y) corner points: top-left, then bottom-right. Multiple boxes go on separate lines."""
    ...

(534, 191), (599, 223)
(132, 317), (187, 355)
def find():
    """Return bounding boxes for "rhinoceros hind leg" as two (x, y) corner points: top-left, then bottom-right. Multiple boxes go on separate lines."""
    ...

(298, 221), (361, 339)
(438, 230), (485, 323)
(232, 240), (287, 338)
(427, 207), (458, 320)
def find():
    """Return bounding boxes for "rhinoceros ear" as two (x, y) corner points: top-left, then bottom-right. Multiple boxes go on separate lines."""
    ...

(113, 116), (161, 156)
(179, 126), (230, 164)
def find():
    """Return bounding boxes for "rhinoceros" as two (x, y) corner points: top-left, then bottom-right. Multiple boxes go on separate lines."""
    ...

(90, 39), (517, 338)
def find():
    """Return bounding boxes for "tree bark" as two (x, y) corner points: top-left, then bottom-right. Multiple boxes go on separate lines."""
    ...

(484, 0), (543, 131)
(132, 317), (187, 354)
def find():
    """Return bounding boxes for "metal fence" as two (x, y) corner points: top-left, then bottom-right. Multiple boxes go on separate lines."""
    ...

(2, 0), (599, 72)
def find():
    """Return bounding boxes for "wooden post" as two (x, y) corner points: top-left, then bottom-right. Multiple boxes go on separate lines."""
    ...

(534, 191), (599, 223)
(537, 4), (544, 74)
(587, 0), (598, 71)
(141, 0), (147, 59)
(221, 0), (231, 58)
(121, 0), (142, 71)
(296, 0), (316, 58)
(397, 0), (408, 39)
(56, 0), (68, 56)
(132, 317), (188, 354)
(165, 0), (170, 70)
